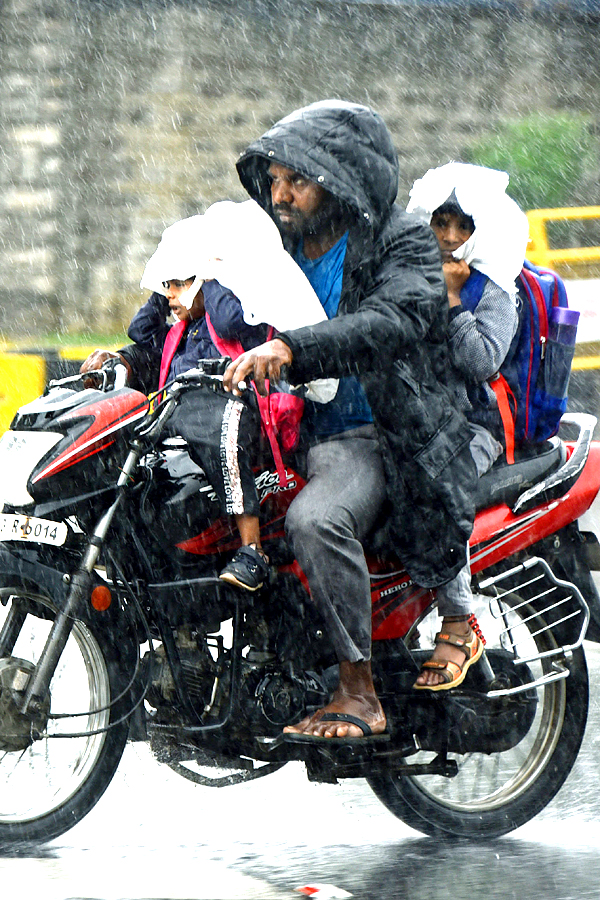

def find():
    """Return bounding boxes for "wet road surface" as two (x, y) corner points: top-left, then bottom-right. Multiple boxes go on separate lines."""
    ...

(2, 645), (600, 899)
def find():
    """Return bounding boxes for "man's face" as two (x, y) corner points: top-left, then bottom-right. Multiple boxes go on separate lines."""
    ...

(162, 279), (205, 321)
(430, 211), (475, 263)
(267, 162), (332, 238)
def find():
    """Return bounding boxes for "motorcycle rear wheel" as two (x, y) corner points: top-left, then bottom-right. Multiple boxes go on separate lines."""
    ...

(367, 592), (589, 839)
(0, 587), (131, 845)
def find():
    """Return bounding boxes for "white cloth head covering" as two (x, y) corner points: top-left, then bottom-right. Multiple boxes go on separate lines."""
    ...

(406, 162), (530, 297)
(140, 199), (337, 402)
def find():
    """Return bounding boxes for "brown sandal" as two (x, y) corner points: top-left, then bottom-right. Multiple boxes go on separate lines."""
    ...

(413, 624), (484, 692)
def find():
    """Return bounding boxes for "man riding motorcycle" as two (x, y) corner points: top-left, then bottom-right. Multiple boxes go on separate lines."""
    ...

(225, 99), (478, 738)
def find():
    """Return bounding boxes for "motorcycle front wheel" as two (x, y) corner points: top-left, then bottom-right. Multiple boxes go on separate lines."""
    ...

(367, 590), (589, 839)
(0, 586), (133, 845)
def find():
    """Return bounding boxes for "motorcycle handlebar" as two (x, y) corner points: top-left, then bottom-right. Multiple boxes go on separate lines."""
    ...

(173, 358), (291, 393)
(48, 360), (129, 393)
(133, 360), (236, 443)
(165, 358), (250, 393)
(135, 356), (295, 445)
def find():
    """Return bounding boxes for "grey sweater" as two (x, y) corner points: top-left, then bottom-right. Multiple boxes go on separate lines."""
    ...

(446, 277), (518, 433)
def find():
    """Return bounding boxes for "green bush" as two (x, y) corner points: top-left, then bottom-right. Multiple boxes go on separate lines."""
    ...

(467, 114), (595, 212)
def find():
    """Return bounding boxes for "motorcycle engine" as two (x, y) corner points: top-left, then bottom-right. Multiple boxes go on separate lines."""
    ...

(252, 665), (328, 727)
(144, 627), (215, 710)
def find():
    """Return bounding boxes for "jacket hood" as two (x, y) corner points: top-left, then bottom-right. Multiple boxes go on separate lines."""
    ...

(236, 100), (399, 232)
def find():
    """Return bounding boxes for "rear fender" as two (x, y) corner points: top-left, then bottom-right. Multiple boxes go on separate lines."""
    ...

(548, 523), (600, 644)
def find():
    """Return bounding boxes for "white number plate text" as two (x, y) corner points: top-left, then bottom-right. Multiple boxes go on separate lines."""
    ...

(0, 514), (67, 546)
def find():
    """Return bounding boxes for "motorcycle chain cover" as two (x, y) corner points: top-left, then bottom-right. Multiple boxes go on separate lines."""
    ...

(405, 649), (538, 756)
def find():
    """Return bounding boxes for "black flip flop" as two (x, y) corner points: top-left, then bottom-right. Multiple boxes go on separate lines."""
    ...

(283, 712), (389, 743)
(318, 713), (372, 735)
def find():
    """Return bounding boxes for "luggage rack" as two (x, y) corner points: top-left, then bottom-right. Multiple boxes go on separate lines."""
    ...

(477, 556), (590, 697)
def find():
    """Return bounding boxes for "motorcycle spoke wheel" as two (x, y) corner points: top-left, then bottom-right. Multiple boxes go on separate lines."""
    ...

(0, 591), (130, 844)
(368, 592), (588, 838)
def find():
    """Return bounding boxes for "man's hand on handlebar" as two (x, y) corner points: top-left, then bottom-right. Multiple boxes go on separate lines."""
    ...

(223, 339), (293, 396)
(80, 350), (133, 388)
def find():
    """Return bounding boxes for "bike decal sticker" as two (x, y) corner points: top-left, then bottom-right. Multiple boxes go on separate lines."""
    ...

(32, 408), (148, 482)
(255, 468), (297, 503)
(372, 584), (434, 638)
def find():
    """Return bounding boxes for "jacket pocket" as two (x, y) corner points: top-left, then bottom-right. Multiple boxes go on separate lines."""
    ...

(413, 412), (472, 481)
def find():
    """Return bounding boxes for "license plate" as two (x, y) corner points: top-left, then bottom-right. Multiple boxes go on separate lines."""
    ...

(0, 514), (67, 547)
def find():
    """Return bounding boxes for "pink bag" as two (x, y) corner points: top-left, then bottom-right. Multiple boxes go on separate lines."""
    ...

(204, 314), (304, 483)
(254, 386), (304, 453)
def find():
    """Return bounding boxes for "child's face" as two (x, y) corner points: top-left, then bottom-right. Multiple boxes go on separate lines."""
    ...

(430, 211), (474, 262)
(163, 279), (205, 321)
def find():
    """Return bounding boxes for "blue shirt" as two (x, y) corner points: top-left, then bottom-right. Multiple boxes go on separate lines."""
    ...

(294, 235), (373, 439)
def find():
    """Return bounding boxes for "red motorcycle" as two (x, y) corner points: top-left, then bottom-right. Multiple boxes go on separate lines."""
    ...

(0, 359), (597, 844)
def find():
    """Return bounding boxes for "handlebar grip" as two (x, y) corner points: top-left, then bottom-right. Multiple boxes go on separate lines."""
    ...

(112, 364), (128, 389)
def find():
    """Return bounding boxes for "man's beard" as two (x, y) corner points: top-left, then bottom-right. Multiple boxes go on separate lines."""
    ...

(273, 194), (348, 240)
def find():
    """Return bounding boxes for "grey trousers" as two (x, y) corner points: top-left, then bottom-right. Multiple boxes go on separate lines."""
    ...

(285, 423), (501, 659)
(285, 426), (387, 663)
(436, 424), (503, 617)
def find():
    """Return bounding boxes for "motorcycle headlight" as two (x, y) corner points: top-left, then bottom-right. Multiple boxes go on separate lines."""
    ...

(0, 431), (63, 508)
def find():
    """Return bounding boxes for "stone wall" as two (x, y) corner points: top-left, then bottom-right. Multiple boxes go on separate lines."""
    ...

(1, 0), (599, 337)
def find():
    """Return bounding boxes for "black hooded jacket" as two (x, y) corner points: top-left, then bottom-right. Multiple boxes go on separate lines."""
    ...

(236, 100), (477, 586)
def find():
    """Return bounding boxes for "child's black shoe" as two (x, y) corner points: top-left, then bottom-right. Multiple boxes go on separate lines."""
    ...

(219, 546), (269, 591)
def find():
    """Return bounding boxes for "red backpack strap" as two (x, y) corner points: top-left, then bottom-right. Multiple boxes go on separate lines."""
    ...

(158, 320), (187, 389)
(520, 266), (549, 338)
(205, 314), (290, 485)
(204, 311), (245, 360)
(489, 373), (516, 465)
(251, 380), (289, 486)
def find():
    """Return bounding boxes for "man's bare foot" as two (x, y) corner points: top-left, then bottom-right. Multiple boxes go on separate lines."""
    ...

(414, 616), (477, 688)
(283, 660), (386, 738)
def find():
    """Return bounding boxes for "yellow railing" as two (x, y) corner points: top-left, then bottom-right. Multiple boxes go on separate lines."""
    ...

(0, 345), (121, 436)
(0, 353), (46, 435)
(527, 206), (600, 269)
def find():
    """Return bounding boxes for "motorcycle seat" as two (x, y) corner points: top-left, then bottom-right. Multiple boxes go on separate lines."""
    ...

(364, 439), (566, 563)
(474, 438), (566, 511)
